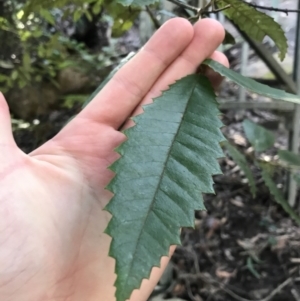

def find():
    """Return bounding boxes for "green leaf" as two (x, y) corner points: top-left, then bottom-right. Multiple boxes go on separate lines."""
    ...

(0, 60), (14, 69)
(216, 0), (287, 60)
(106, 3), (140, 37)
(203, 59), (300, 105)
(223, 141), (256, 197)
(62, 94), (89, 108)
(278, 150), (300, 167)
(11, 70), (19, 80)
(84, 9), (93, 21)
(39, 8), (55, 25)
(22, 52), (31, 71)
(73, 9), (83, 22)
(246, 257), (261, 279)
(223, 30), (236, 45)
(92, 1), (103, 15)
(0, 74), (9, 82)
(24, 0), (97, 15)
(243, 119), (275, 152)
(115, 0), (158, 6)
(260, 163), (300, 225)
(293, 173), (300, 185)
(105, 74), (224, 301)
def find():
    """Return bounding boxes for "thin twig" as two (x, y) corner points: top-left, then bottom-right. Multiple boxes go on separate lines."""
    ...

(167, 0), (200, 14)
(201, 4), (231, 14)
(219, 277), (292, 301)
(247, 3), (300, 15)
(184, 278), (197, 301)
(291, 288), (300, 301)
(179, 273), (293, 301)
(167, 0), (300, 16)
(146, 6), (160, 29)
(167, 0), (231, 18)
(259, 277), (293, 301)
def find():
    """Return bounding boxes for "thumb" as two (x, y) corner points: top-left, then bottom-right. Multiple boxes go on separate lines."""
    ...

(0, 92), (15, 145)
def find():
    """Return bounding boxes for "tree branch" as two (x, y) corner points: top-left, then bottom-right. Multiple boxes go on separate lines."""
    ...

(166, 0), (300, 19)
(247, 3), (300, 15)
(166, 0), (228, 18)
(146, 6), (160, 29)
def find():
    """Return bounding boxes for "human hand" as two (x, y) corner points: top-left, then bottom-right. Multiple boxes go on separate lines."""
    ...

(0, 18), (228, 301)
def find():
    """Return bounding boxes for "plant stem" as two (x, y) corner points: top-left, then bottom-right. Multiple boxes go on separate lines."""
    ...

(146, 6), (160, 29)
(167, 0), (300, 16)
(209, 4), (231, 14)
(167, 0), (200, 14)
(166, 0), (230, 18)
(247, 3), (300, 15)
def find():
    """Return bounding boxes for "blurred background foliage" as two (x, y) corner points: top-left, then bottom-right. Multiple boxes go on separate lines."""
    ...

(0, 0), (140, 120)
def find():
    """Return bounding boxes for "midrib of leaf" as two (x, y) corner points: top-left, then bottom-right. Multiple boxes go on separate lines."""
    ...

(123, 81), (197, 290)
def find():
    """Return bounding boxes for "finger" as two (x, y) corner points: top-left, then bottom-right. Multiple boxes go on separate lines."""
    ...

(78, 18), (194, 129)
(204, 51), (229, 90)
(123, 18), (225, 129)
(0, 93), (14, 145)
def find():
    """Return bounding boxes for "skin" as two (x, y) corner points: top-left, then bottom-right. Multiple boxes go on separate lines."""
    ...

(0, 18), (228, 301)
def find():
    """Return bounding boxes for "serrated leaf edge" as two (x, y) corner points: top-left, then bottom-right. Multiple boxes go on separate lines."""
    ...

(104, 74), (225, 301)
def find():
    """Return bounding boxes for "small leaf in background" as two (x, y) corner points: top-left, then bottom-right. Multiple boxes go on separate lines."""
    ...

(243, 119), (275, 152)
(23, 0), (97, 16)
(106, 3), (140, 37)
(0, 60), (14, 69)
(92, 1), (102, 15)
(246, 257), (261, 279)
(39, 8), (55, 25)
(84, 9), (93, 22)
(293, 173), (300, 185)
(260, 163), (300, 225)
(63, 94), (89, 108)
(115, 0), (158, 6)
(203, 59), (300, 104)
(223, 141), (256, 197)
(216, 0), (288, 60)
(223, 30), (236, 45)
(278, 150), (300, 167)
(11, 70), (19, 80)
(22, 52), (31, 71)
(105, 74), (224, 301)
(73, 9), (83, 22)
(0, 74), (9, 82)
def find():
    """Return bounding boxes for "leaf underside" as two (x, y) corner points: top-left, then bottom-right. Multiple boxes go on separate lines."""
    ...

(216, 0), (288, 60)
(105, 74), (224, 301)
(260, 163), (300, 225)
(223, 141), (256, 197)
(203, 59), (300, 104)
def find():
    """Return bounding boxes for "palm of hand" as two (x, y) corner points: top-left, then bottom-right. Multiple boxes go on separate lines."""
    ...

(1, 116), (122, 300)
(0, 18), (226, 301)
